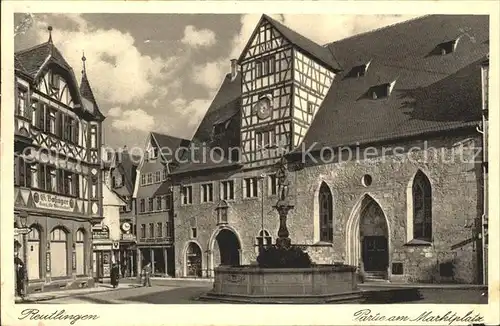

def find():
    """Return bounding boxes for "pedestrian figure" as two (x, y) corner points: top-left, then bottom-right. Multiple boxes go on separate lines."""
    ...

(110, 263), (120, 288)
(141, 262), (152, 287)
(121, 261), (127, 279)
(15, 259), (27, 297)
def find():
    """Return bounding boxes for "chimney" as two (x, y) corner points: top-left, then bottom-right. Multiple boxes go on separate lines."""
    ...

(230, 59), (238, 81)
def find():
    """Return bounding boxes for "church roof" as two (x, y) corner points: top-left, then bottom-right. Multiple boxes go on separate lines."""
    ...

(173, 14), (489, 174)
(297, 14), (488, 152)
(149, 15), (490, 177)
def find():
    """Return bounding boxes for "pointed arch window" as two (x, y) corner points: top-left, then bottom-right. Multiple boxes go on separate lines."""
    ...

(412, 171), (432, 241)
(319, 182), (333, 242)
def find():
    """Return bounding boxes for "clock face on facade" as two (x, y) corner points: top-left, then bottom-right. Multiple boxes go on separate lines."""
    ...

(255, 96), (272, 120)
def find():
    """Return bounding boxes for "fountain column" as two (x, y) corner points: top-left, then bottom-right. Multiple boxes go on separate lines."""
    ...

(274, 199), (294, 249)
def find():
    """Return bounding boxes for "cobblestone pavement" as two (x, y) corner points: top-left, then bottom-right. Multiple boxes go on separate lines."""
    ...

(38, 283), (213, 304)
(35, 279), (488, 304)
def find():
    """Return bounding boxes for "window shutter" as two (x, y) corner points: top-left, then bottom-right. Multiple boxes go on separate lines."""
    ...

(39, 165), (46, 190)
(57, 113), (63, 137)
(45, 167), (51, 191)
(75, 174), (80, 197)
(37, 103), (44, 129)
(14, 157), (18, 186)
(19, 157), (26, 187)
(26, 163), (32, 187)
(45, 109), (51, 132)
(74, 121), (80, 144)
(58, 170), (64, 193)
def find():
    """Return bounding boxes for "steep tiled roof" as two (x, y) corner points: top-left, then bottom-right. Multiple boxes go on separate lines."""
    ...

(80, 71), (106, 121)
(262, 14), (342, 72)
(114, 150), (141, 194)
(151, 132), (191, 163)
(296, 14), (489, 152)
(171, 73), (242, 175)
(15, 39), (106, 121)
(14, 41), (72, 78)
(191, 73), (242, 143)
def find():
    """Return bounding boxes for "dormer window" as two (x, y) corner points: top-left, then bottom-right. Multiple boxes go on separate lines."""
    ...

(428, 38), (460, 56)
(439, 39), (458, 55)
(212, 122), (227, 140)
(345, 61), (371, 79)
(368, 80), (396, 100)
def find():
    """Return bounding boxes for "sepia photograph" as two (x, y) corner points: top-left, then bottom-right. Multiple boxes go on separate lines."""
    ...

(2, 1), (499, 326)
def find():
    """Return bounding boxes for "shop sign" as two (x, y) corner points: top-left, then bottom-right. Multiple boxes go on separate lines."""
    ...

(121, 233), (136, 241)
(32, 191), (75, 212)
(93, 226), (110, 240)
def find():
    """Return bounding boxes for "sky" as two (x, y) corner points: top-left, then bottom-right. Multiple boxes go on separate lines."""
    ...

(14, 13), (419, 149)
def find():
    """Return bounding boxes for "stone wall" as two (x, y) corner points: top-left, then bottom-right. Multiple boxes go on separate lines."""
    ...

(173, 131), (483, 283)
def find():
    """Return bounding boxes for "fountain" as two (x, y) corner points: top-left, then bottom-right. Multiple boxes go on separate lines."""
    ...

(200, 157), (362, 303)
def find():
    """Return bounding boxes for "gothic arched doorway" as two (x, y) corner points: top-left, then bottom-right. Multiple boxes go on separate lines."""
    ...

(186, 242), (202, 277)
(214, 229), (241, 267)
(360, 198), (389, 275)
(346, 195), (390, 279)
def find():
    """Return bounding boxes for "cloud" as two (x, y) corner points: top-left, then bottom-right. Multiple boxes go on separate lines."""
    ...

(111, 109), (155, 132)
(181, 25), (216, 48)
(31, 14), (182, 105)
(171, 97), (212, 128)
(107, 107), (122, 117)
(191, 61), (227, 91)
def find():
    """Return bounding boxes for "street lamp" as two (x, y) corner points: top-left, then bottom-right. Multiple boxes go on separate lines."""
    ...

(17, 211), (31, 297)
(258, 173), (266, 252)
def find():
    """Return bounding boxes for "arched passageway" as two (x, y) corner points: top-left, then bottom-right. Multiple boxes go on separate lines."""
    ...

(186, 242), (202, 277)
(215, 229), (241, 266)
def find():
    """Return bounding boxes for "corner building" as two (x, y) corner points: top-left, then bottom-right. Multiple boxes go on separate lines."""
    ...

(133, 132), (190, 277)
(171, 15), (488, 283)
(14, 31), (105, 292)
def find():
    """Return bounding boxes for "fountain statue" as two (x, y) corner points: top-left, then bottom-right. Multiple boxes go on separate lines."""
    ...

(256, 157), (312, 268)
(201, 156), (361, 303)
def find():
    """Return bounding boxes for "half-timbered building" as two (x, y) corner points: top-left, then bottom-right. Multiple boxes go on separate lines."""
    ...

(14, 28), (105, 292)
(171, 14), (489, 284)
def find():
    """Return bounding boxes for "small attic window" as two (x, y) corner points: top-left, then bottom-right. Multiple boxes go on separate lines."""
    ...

(213, 123), (225, 136)
(345, 61), (371, 79)
(212, 120), (231, 140)
(369, 80), (396, 100)
(429, 38), (460, 56)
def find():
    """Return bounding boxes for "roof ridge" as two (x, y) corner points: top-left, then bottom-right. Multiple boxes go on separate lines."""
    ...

(324, 14), (430, 47)
(151, 131), (190, 142)
(263, 14), (342, 71)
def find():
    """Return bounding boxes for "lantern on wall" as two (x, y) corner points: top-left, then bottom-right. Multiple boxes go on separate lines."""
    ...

(215, 200), (229, 225)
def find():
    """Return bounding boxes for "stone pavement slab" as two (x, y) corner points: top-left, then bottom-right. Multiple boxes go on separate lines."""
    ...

(15, 283), (142, 303)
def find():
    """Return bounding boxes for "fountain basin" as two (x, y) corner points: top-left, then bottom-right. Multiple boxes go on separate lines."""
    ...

(200, 264), (362, 303)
